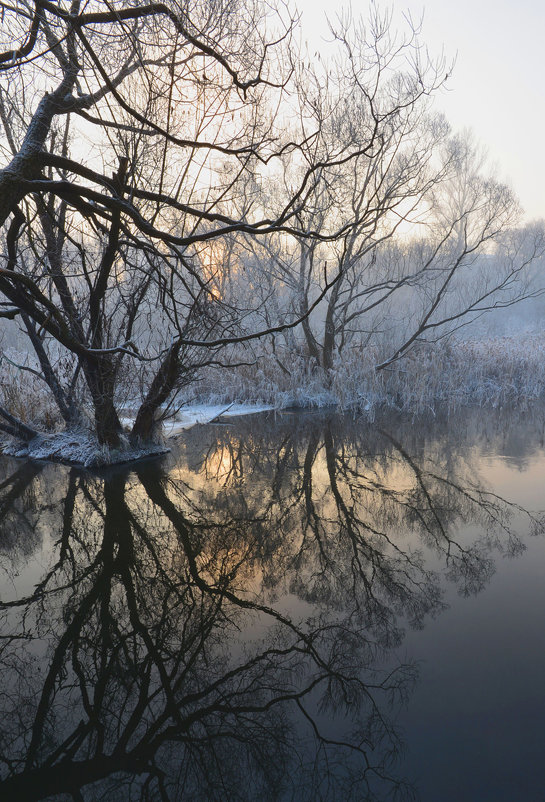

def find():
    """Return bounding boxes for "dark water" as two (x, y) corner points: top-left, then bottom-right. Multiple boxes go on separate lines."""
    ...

(1, 407), (545, 801)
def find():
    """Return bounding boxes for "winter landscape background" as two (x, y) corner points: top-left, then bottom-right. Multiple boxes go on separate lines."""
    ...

(0, 1), (544, 461)
(1, 2), (545, 801)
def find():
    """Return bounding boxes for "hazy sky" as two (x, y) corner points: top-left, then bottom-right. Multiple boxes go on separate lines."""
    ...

(295, 0), (545, 222)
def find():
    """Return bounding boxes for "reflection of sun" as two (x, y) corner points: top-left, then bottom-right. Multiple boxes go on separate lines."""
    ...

(206, 443), (242, 482)
(201, 544), (262, 597)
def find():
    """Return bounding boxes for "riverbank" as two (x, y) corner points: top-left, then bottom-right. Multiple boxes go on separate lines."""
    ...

(186, 334), (545, 415)
(1, 404), (274, 467)
(1, 334), (544, 466)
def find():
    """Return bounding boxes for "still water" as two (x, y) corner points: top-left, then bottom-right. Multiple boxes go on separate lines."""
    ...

(0, 407), (544, 801)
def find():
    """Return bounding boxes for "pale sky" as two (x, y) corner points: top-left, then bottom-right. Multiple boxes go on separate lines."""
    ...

(295, 0), (545, 222)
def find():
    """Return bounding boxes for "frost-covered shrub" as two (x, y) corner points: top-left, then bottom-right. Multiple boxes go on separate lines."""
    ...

(182, 334), (545, 415)
(0, 350), (63, 430)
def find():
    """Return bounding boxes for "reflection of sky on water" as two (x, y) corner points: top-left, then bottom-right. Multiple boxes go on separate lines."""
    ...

(400, 529), (545, 799)
(395, 436), (545, 801)
(0, 406), (544, 800)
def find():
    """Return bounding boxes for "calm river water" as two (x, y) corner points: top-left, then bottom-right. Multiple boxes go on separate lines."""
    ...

(1, 407), (544, 801)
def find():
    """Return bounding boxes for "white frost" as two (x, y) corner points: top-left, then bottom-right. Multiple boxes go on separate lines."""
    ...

(3, 404), (274, 467)
(160, 403), (274, 436)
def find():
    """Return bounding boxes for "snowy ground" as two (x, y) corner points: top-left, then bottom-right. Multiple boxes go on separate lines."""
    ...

(4, 332), (545, 467)
(120, 403), (274, 438)
(4, 403), (274, 468)
(166, 403), (274, 433)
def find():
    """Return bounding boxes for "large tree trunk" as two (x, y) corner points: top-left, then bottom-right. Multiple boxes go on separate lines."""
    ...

(131, 341), (182, 443)
(0, 71), (78, 227)
(301, 314), (322, 368)
(83, 356), (123, 448)
(81, 160), (128, 448)
(93, 398), (123, 449)
(322, 284), (340, 377)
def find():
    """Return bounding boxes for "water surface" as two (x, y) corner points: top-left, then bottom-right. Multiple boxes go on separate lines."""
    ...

(0, 407), (544, 800)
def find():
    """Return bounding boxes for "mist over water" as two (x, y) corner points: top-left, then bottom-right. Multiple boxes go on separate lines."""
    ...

(0, 407), (544, 800)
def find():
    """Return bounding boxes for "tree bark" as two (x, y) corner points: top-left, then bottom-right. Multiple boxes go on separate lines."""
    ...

(0, 406), (39, 442)
(322, 284), (340, 376)
(131, 341), (182, 443)
(84, 356), (123, 447)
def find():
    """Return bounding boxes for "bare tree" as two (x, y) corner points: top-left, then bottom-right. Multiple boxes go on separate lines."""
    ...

(374, 135), (545, 370)
(0, 1), (446, 451)
(247, 116), (544, 386)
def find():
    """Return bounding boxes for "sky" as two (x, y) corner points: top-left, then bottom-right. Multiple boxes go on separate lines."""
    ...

(295, 0), (545, 222)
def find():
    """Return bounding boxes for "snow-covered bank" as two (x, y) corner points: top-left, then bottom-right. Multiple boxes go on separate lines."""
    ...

(3, 431), (169, 468)
(188, 335), (545, 415)
(2, 334), (545, 467)
(2, 404), (274, 468)
(128, 403), (274, 438)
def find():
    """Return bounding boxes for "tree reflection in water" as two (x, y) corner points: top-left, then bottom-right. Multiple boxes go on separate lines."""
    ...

(0, 412), (541, 801)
